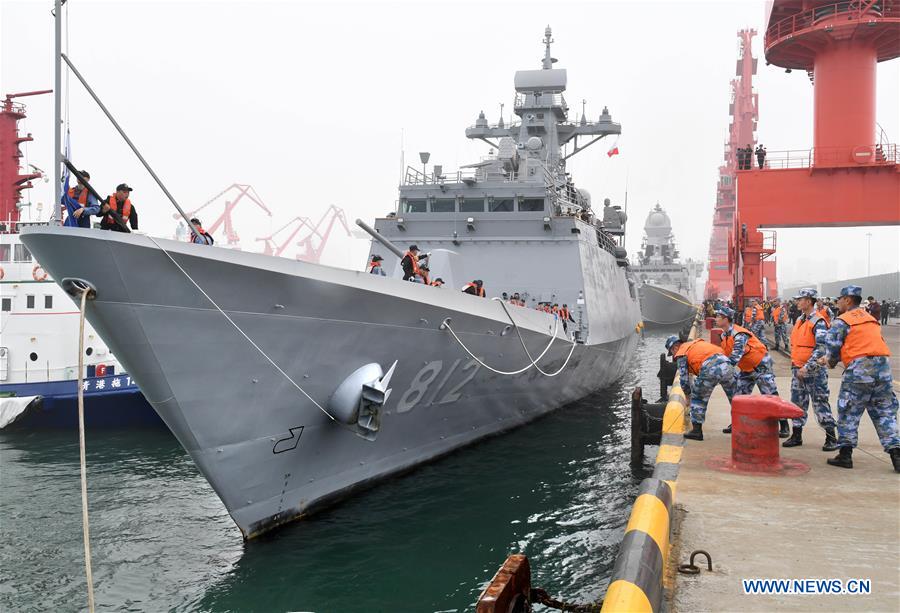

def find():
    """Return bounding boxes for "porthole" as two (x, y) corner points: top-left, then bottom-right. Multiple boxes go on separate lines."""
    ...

(29, 352), (38, 362)
(86, 347), (94, 356)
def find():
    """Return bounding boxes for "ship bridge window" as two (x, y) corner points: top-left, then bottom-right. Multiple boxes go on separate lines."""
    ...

(401, 199), (427, 213)
(0, 244), (10, 261)
(459, 198), (484, 213)
(13, 244), (32, 262)
(489, 198), (514, 212)
(518, 198), (545, 212)
(431, 199), (456, 213)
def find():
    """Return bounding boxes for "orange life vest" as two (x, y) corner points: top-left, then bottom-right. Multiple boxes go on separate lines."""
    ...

(463, 282), (485, 297)
(744, 307), (752, 322)
(721, 324), (766, 372)
(431, 279), (443, 287)
(674, 339), (724, 375)
(772, 306), (783, 323)
(403, 250), (420, 276)
(790, 313), (827, 368)
(754, 306), (765, 321)
(368, 261), (381, 273)
(68, 186), (89, 205)
(836, 308), (891, 366)
(817, 307), (831, 325)
(105, 196), (132, 225)
(560, 307), (570, 320)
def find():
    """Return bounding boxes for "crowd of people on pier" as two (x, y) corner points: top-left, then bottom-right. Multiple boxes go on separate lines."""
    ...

(671, 286), (899, 474)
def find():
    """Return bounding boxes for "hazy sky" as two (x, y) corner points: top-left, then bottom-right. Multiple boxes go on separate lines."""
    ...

(3, 0), (898, 287)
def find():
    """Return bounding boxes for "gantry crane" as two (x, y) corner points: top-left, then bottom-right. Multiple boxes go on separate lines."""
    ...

(255, 216), (316, 258)
(175, 183), (273, 248)
(295, 205), (352, 263)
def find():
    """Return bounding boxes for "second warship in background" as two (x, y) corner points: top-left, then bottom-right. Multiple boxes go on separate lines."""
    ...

(633, 203), (699, 329)
(23, 28), (642, 538)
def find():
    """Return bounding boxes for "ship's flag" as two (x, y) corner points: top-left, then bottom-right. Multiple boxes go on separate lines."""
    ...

(607, 144), (620, 157)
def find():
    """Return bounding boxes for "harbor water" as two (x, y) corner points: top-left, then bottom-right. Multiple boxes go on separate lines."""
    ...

(1, 332), (672, 612)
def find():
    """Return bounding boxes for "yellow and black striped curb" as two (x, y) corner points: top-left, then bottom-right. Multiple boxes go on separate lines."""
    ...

(602, 386), (686, 613)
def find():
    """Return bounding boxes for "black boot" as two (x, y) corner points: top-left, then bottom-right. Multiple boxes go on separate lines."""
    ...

(779, 420), (790, 438)
(822, 427), (840, 452)
(890, 448), (900, 474)
(684, 422), (703, 441)
(722, 424), (732, 434)
(827, 446), (853, 469)
(782, 426), (802, 447)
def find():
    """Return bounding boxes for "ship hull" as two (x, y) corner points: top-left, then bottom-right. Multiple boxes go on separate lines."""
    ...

(22, 227), (639, 537)
(639, 285), (696, 329)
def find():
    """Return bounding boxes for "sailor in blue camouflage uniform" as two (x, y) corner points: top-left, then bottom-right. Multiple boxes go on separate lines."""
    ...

(666, 335), (735, 441)
(750, 299), (768, 346)
(714, 306), (787, 436)
(818, 285), (900, 472)
(771, 297), (790, 351)
(782, 288), (839, 450)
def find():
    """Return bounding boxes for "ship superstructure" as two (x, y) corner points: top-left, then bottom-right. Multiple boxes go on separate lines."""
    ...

(633, 203), (698, 328)
(22, 27), (641, 537)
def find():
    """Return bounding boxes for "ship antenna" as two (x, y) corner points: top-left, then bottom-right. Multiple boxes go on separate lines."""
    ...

(542, 25), (556, 69)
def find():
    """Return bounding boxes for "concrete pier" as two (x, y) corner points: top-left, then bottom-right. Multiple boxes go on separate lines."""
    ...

(669, 330), (900, 612)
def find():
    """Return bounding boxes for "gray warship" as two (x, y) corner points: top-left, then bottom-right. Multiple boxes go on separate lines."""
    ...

(633, 203), (699, 329)
(22, 28), (642, 538)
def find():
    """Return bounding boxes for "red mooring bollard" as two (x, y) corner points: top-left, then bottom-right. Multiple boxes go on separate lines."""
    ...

(729, 395), (806, 473)
(705, 316), (715, 330)
(710, 327), (723, 345)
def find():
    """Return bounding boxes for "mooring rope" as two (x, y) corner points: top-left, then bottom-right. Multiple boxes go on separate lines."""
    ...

(76, 286), (96, 613)
(146, 235), (337, 422)
(440, 299), (577, 377)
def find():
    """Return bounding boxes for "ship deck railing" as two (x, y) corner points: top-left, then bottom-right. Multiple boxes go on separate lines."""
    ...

(403, 165), (528, 186)
(747, 143), (897, 170)
(513, 92), (568, 111)
(765, 1), (895, 49)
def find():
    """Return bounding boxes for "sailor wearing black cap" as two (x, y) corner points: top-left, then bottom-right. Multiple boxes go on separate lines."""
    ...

(368, 254), (386, 276)
(99, 183), (138, 232)
(400, 244), (428, 281)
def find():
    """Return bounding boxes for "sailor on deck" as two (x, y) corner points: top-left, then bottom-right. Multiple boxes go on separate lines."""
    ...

(462, 280), (485, 297)
(818, 285), (900, 472)
(715, 306), (786, 437)
(666, 335), (735, 441)
(368, 254), (386, 276)
(750, 299), (768, 346)
(783, 288), (838, 450)
(99, 183), (138, 232)
(400, 244), (428, 281)
(64, 170), (100, 228)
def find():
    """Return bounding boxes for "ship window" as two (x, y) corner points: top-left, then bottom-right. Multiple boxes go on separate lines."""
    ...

(459, 198), (484, 213)
(26, 295), (35, 309)
(0, 244), (10, 261)
(489, 198), (514, 212)
(29, 352), (38, 362)
(402, 199), (427, 213)
(86, 347), (93, 356)
(519, 198), (544, 212)
(1, 298), (10, 311)
(431, 199), (456, 213)
(14, 244), (32, 262)
(45, 295), (53, 309)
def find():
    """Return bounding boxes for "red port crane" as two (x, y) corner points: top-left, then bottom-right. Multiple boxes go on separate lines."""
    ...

(294, 205), (352, 263)
(1, 90), (52, 223)
(178, 183), (273, 247)
(255, 216), (316, 257)
(730, 0), (900, 310)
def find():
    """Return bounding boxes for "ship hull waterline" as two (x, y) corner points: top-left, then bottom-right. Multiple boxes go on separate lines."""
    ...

(22, 227), (639, 538)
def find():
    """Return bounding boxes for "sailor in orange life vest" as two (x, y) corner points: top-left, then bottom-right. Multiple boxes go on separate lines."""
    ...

(64, 169), (100, 228)
(771, 297), (790, 351)
(749, 298), (768, 346)
(715, 306), (787, 437)
(99, 183), (138, 232)
(817, 285), (900, 472)
(189, 217), (214, 245)
(430, 277), (444, 287)
(665, 334), (735, 441)
(400, 244), (429, 281)
(462, 280), (485, 297)
(783, 288), (839, 451)
(368, 254), (386, 276)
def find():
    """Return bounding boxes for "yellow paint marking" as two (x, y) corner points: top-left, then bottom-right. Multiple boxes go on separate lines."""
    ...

(626, 494), (670, 560)
(600, 580), (653, 613)
(656, 445), (683, 465)
(664, 480), (677, 498)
